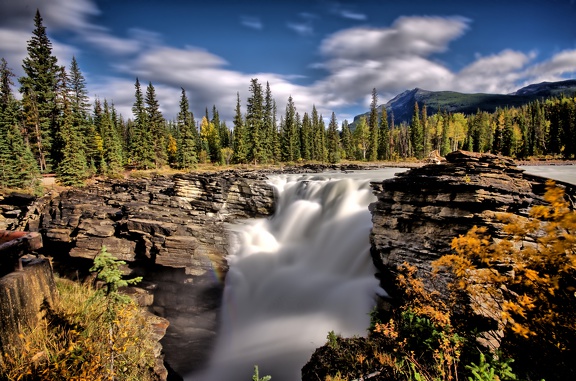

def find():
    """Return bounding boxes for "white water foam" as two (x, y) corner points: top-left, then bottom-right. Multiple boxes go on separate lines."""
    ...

(189, 173), (389, 381)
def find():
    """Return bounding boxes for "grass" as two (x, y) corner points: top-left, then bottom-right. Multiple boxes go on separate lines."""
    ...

(0, 277), (158, 381)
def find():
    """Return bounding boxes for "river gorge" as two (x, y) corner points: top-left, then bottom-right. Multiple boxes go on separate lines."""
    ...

(1, 151), (575, 380)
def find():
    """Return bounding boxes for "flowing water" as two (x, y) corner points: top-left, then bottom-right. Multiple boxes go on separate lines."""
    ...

(188, 166), (575, 381)
(188, 169), (402, 381)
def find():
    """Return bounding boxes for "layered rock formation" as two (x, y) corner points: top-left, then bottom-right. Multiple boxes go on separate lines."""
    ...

(369, 150), (576, 297)
(33, 171), (275, 375)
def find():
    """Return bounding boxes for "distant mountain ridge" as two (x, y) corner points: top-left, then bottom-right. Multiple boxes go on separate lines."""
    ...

(352, 79), (576, 126)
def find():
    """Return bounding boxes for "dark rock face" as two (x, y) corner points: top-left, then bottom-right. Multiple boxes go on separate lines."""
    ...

(369, 150), (576, 297)
(33, 172), (275, 375)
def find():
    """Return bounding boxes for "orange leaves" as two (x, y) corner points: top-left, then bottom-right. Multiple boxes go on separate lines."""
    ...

(441, 180), (576, 350)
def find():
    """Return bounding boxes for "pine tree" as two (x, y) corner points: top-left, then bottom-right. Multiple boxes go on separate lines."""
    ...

(19, 9), (60, 172)
(300, 112), (312, 161)
(326, 112), (340, 164)
(353, 116), (369, 160)
(341, 119), (354, 160)
(145, 82), (167, 167)
(56, 66), (88, 186)
(0, 58), (39, 189)
(101, 100), (123, 174)
(263, 82), (275, 162)
(281, 95), (298, 162)
(129, 78), (154, 169)
(378, 107), (390, 160)
(440, 112), (451, 156)
(409, 102), (424, 158)
(421, 103), (430, 156)
(246, 78), (265, 164)
(368, 88), (379, 161)
(67, 56), (92, 164)
(232, 92), (248, 164)
(176, 88), (197, 169)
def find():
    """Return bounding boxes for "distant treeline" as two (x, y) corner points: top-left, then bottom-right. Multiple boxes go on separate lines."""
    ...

(1, 10), (576, 189)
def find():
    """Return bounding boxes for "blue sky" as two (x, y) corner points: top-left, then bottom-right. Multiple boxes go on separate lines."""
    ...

(1, 0), (575, 123)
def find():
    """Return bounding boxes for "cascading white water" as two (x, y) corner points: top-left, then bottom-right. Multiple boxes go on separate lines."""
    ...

(189, 171), (395, 381)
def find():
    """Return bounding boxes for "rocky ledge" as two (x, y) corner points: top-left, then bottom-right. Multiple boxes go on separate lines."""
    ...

(369, 150), (576, 298)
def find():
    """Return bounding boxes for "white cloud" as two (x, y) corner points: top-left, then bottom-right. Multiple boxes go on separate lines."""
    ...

(339, 10), (367, 21)
(287, 22), (314, 36)
(240, 16), (263, 30)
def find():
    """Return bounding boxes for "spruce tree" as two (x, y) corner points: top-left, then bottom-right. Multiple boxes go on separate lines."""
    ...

(378, 107), (390, 160)
(129, 78), (154, 168)
(281, 95), (297, 162)
(300, 112), (312, 161)
(19, 9), (60, 172)
(0, 58), (39, 189)
(246, 78), (264, 164)
(232, 92), (248, 164)
(263, 82), (275, 162)
(101, 100), (123, 174)
(326, 112), (340, 164)
(145, 82), (167, 167)
(353, 116), (369, 160)
(368, 88), (379, 161)
(409, 102), (424, 158)
(56, 66), (88, 186)
(341, 119), (354, 160)
(176, 88), (197, 169)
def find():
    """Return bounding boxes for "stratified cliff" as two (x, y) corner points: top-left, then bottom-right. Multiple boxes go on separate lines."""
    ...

(35, 171), (274, 375)
(369, 150), (575, 297)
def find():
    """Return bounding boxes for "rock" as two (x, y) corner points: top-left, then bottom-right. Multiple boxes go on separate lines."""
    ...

(369, 150), (576, 310)
(0, 258), (58, 353)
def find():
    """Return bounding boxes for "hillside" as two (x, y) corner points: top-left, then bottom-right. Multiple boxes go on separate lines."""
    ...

(352, 79), (576, 126)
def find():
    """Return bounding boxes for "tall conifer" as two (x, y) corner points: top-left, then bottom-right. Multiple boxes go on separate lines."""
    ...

(368, 88), (379, 161)
(327, 112), (340, 164)
(176, 88), (197, 169)
(19, 10), (60, 172)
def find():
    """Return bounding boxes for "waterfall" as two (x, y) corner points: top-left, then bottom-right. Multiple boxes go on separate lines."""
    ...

(189, 172), (391, 381)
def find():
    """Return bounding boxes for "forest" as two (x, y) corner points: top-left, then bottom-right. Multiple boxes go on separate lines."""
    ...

(1, 10), (576, 190)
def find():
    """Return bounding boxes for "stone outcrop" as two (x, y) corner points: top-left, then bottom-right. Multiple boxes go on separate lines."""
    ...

(28, 171), (276, 375)
(369, 150), (576, 297)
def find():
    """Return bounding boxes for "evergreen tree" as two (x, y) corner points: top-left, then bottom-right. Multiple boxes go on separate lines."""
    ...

(421, 103), (430, 155)
(326, 112), (340, 164)
(246, 78), (265, 164)
(300, 112), (312, 161)
(263, 82), (275, 161)
(440, 112), (451, 156)
(368, 88), (379, 161)
(0, 58), (39, 189)
(176, 88), (197, 169)
(145, 82), (167, 167)
(232, 92), (248, 164)
(56, 66), (88, 186)
(353, 116), (369, 160)
(409, 102), (424, 158)
(341, 119), (354, 160)
(281, 95), (298, 162)
(19, 9), (60, 172)
(130, 78), (154, 169)
(101, 100), (123, 174)
(378, 107), (390, 160)
(67, 56), (92, 164)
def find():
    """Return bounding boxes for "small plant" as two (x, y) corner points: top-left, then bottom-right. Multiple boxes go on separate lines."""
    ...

(466, 352), (517, 381)
(90, 245), (142, 301)
(327, 330), (341, 350)
(252, 365), (272, 381)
